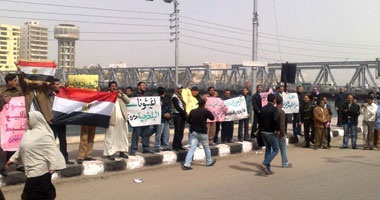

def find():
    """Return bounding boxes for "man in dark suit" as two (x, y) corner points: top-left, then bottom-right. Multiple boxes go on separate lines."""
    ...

(252, 85), (264, 146)
(341, 94), (360, 149)
(335, 88), (346, 127)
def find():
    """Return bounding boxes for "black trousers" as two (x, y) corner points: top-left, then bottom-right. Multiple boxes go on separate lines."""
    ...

(238, 118), (249, 141)
(337, 110), (343, 126)
(172, 114), (185, 149)
(327, 127), (331, 146)
(221, 121), (234, 142)
(304, 120), (313, 145)
(50, 124), (68, 161)
(251, 111), (260, 138)
(213, 122), (221, 143)
(22, 173), (56, 200)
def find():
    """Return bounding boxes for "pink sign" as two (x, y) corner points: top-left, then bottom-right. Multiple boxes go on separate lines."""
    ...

(205, 97), (228, 122)
(0, 97), (27, 151)
(260, 88), (273, 107)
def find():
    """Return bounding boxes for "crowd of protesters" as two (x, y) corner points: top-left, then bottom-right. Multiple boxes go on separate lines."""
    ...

(2, 68), (380, 198)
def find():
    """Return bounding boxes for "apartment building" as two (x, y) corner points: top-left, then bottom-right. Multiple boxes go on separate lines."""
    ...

(0, 24), (20, 71)
(20, 21), (48, 61)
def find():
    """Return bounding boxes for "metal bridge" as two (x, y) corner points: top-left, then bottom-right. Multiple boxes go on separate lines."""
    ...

(0, 61), (379, 94)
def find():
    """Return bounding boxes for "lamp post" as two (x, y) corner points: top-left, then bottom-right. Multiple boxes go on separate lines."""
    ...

(147, 0), (179, 86)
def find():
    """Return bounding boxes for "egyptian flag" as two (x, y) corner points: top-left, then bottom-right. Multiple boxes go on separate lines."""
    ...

(52, 88), (118, 128)
(17, 60), (56, 84)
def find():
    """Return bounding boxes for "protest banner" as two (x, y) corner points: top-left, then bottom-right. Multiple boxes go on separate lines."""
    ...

(182, 88), (198, 114)
(282, 93), (299, 114)
(68, 75), (99, 91)
(224, 96), (248, 121)
(127, 96), (161, 127)
(205, 97), (227, 122)
(0, 97), (27, 151)
(260, 88), (273, 107)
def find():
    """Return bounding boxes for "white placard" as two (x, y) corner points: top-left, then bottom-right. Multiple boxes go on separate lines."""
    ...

(127, 97), (161, 127)
(282, 93), (299, 114)
(224, 96), (248, 121)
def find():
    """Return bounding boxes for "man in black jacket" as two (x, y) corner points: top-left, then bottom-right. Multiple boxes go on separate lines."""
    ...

(172, 84), (187, 151)
(341, 94), (360, 149)
(154, 87), (171, 152)
(259, 94), (279, 175)
(299, 95), (313, 148)
(183, 99), (216, 170)
(252, 85), (264, 146)
(293, 86), (304, 139)
(335, 88), (346, 127)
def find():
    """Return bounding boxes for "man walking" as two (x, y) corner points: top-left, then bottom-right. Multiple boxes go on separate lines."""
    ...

(252, 85), (264, 146)
(49, 79), (73, 164)
(341, 94), (360, 149)
(238, 87), (252, 141)
(154, 87), (171, 152)
(335, 88), (346, 127)
(313, 99), (330, 150)
(104, 81), (130, 160)
(259, 94), (280, 175)
(221, 89), (234, 143)
(361, 96), (377, 150)
(130, 82), (152, 155)
(183, 99), (216, 170)
(276, 96), (291, 168)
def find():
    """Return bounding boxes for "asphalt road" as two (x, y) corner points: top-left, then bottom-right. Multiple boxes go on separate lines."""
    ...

(3, 139), (380, 200)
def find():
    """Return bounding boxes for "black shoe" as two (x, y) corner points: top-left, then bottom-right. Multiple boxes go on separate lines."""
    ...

(77, 159), (84, 164)
(129, 152), (136, 156)
(221, 141), (226, 144)
(303, 145), (310, 148)
(66, 161), (75, 165)
(0, 169), (7, 177)
(207, 160), (216, 167)
(322, 146), (330, 149)
(182, 165), (193, 170)
(352, 146), (358, 149)
(108, 155), (116, 160)
(119, 152), (129, 159)
(84, 157), (96, 161)
(340, 146), (348, 149)
(227, 140), (234, 143)
(163, 148), (171, 151)
(155, 149), (161, 153)
(142, 150), (153, 154)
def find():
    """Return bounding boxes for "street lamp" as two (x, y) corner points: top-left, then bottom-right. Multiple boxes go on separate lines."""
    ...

(146, 0), (179, 86)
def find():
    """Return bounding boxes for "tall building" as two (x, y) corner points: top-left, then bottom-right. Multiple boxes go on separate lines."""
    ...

(0, 24), (20, 71)
(20, 21), (49, 61)
(54, 23), (79, 70)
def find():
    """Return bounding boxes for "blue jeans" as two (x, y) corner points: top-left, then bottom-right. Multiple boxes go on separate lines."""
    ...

(343, 119), (357, 148)
(131, 126), (151, 154)
(155, 121), (170, 150)
(277, 136), (288, 167)
(262, 132), (279, 171)
(293, 113), (301, 136)
(184, 132), (213, 167)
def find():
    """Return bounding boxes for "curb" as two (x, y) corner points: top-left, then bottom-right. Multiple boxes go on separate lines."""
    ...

(2, 141), (260, 186)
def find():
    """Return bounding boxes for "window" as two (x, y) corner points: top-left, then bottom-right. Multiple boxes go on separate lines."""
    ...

(61, 55), (64, 59)
(66, 41), (70, 46)
(0, 46), (6, 49)
(0, 32), (6, 36)
(0, 41), (6, 45)
(65, 61), (70, 66)
(0, 61), (6, 64)
(66, 55), (70, 59)
(5, 66), (9, 68)
(61, 61), (64, 66)
(0, 56), (6, 59)
(0, 27), (6, 31)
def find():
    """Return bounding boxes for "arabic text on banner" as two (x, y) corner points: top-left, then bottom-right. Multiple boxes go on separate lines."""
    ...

(282, 93), (299, 114)
(224, 96), (248, 121)
(182, 88), (198, 114)
(205, 97), (227, 122)
(127, 97), (161, 127)
(68, 75), (99, 91)
(0, 97), (27, 151)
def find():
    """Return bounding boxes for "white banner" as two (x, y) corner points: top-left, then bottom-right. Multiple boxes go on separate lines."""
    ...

(224, 96), (248, 121)
(127, 97), (161, 127)
(282, 93), (299, 114)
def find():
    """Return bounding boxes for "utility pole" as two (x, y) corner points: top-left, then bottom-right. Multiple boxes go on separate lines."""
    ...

(251, 0), (258, 94)
(170, 0), (180, 86)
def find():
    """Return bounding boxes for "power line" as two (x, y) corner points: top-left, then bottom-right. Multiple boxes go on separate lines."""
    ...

(48, 31), (169, 35)
(48, 39), (169, 42)
(180, 28), (251, 42)
(180, 21), (251, 36)
(0, 0), (170, 15)
(272, 0), (282, 61)
(180, 16), (251, 32)
(0, 16), (168, 27)
(181, 35), (251, 49)
(0, 9), (169, 21)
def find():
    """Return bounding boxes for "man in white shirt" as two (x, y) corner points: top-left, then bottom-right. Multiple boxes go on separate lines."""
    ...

(361, 96), (378, 150)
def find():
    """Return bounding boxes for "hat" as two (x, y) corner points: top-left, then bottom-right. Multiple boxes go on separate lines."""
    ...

(191, 86), (199, 91)
(176, 84), (183, 89)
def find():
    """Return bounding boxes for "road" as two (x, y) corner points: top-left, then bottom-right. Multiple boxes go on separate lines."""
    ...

(3, 138), (380, 200)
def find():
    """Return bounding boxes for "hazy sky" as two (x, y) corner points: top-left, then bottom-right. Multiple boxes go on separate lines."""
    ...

(1, 0), (380, 76)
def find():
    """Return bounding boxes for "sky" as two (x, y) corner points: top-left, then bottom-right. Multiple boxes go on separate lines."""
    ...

(1, 0), (380, 84)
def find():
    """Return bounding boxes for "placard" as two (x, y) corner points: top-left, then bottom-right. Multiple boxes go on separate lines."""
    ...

(68, 75), (99, 91)
(282, 93), (299, 114)
(0, 97), (27, 151)
(260, 88), (273, 107)
(127, 97), (161, 127)
(224, 96), (248, 121)
(182, 88), (198, 114)
(205, 97), (227, 122)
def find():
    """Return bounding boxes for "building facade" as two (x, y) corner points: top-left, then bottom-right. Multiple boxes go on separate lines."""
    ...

(20, 21), (48, 61)
(54, 23), (79, 71)
(0, 24), (20, 71)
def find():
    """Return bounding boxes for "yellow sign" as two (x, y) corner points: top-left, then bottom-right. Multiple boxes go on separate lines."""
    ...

(68, 75), (99, 91)
(182, 88), (199, 114)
